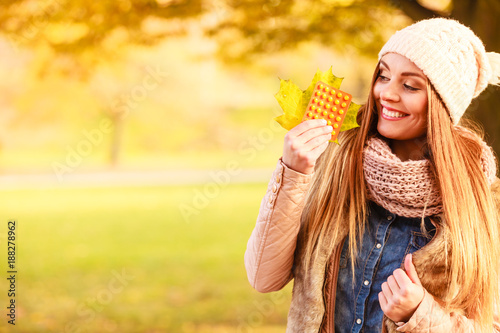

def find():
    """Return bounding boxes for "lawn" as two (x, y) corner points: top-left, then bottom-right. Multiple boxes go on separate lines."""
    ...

(0, 182), (292, 332)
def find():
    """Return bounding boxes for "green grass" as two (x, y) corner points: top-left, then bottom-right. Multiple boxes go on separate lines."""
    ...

(0, 183), (292, 333)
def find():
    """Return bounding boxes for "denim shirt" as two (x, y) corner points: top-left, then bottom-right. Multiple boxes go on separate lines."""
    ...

(334, 201), (436, 333)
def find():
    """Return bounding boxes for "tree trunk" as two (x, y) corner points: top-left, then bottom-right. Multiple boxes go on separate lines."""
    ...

(458, 0), (500, 158)
(468, 87), (500, 156)
(110, 114), (123, 167)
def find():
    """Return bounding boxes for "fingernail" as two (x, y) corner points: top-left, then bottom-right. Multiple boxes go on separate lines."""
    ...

(321, 119), (327, 125)
(327, 126), (333, 131)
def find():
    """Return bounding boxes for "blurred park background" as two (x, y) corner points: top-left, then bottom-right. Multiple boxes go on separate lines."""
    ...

(0, 0), (498, 332)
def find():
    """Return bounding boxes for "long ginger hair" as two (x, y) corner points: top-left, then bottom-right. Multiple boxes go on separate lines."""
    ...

(299, 62), (500, 330)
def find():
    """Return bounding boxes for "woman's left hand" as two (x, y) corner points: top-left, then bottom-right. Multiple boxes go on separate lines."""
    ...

(379, 253), (425, 323)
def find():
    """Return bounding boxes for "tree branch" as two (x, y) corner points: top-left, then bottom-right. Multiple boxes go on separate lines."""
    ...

(390, 0), (445, 21)
(450, 0), (477, 25)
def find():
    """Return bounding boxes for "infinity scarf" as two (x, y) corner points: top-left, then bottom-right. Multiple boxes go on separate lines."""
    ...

(363, 136), (497, 218)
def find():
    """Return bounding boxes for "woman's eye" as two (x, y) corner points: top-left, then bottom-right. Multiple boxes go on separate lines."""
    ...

(378, 75), (389, 81)
(404, 84), (419, 91)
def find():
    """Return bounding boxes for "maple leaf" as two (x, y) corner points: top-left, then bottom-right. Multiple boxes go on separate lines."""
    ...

(274, 67), (361, 143)
(274, 79), (303, 130)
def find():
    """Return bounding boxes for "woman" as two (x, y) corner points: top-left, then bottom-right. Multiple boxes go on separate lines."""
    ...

(245, 18), (500, 332)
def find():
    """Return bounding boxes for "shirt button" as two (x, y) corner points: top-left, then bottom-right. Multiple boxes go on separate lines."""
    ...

(363, 280), (369, 286)
(272, 184), (277, 193)
(356, 318), (362, 324)
(268, 196), (274, 204)
(387, 215), (393, 221)
(376, 243), (382, 249)
(276, 175), (281, 183)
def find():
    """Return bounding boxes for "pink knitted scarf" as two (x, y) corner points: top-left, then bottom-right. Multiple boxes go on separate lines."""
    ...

(363, 137), (497, 218)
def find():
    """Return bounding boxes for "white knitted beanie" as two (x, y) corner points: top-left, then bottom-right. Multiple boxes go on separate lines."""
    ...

(379, 18), (500, 124)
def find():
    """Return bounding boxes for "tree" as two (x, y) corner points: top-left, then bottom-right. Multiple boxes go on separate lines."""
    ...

(1, 0), (498, 160)
(0, 0), (203, 73)
(206, 0), (407, 61)
(206, 0), (500, 156)
(0, 0), (204, 165)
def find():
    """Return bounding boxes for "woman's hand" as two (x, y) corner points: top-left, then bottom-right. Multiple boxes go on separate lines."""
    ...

(379, 254), (425, 323)
(282, 119), (333, 174)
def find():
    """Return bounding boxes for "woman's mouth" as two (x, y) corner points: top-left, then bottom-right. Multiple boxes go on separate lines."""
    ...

(381, 106), (408, 119)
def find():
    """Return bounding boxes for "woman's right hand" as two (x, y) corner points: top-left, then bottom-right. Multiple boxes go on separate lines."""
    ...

(282, 119), (333, 174)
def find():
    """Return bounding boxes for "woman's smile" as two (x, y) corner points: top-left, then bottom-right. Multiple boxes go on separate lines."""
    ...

(380, 105), (409, 120)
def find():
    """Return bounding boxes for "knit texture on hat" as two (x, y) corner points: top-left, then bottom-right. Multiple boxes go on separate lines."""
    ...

(379, 18), (497, 124)
(363, 136), (497, 218)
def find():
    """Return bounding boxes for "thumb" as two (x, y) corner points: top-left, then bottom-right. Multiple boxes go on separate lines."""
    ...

(404, 253), (422, 286)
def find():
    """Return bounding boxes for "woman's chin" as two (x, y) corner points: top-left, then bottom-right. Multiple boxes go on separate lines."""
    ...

(377, 124), (402, 141)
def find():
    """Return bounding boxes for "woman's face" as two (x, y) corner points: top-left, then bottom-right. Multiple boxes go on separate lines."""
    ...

(373, 53), (428, 143)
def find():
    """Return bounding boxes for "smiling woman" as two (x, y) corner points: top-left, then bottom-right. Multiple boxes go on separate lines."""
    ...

(245, 17), (500, 333)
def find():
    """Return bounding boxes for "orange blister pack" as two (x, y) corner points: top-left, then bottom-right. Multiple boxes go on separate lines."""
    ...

(302, 81), (352, 141)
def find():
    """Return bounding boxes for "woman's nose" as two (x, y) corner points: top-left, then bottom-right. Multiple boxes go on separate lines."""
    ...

(380, 83), (400, 102)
